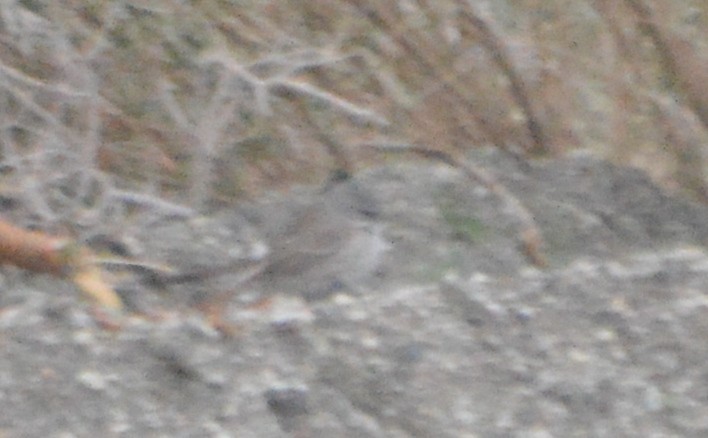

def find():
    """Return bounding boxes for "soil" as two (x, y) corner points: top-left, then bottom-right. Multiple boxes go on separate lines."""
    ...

(0, 148), (706, 437)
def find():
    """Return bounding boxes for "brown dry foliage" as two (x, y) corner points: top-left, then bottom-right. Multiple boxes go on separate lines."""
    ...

(0, 0), (704, 207)
(0, 0), (705, 300)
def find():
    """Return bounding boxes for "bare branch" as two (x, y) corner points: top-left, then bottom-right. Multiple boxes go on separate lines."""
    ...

(268, 78), (389, 128)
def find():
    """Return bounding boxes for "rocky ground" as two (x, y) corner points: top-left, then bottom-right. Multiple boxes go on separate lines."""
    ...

(0, 148), (706, 437)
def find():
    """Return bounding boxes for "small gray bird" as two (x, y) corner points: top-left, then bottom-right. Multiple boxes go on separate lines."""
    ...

(149, 176), (391, 305)
(254, 178), (390, 301)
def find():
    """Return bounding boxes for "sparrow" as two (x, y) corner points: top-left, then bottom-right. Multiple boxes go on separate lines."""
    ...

(252, 177), (389, 301)
(142, 173), (390, 305)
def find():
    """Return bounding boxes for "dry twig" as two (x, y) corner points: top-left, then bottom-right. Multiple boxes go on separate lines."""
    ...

(364, 143), (547, 267)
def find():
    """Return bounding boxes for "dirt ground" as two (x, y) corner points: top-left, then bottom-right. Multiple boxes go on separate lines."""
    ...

(0, 148), (706, 437)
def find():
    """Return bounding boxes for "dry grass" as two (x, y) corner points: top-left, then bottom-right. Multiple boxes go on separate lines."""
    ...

(0, 0), (705, 240)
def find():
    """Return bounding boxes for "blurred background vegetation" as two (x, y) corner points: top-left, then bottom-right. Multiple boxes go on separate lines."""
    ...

(0, 0), (705, 237)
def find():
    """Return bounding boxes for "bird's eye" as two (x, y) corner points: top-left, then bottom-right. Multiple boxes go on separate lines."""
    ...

(359, 207), (379, 219)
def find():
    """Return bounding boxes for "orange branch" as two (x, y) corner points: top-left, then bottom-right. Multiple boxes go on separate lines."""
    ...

(0, 219), (69, 276)
(0, 218), (123, 310)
